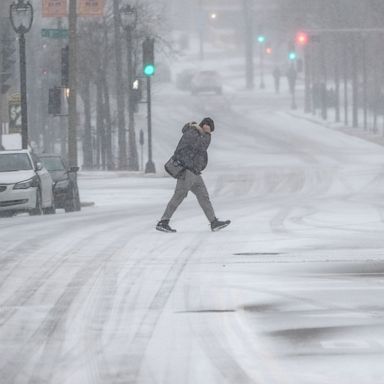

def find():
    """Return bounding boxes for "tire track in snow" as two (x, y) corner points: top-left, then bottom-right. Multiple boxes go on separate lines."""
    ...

(0, 222), (146, 384)
(101, 238), (202, 384)
(0, 213), (134, 327)
(75, 237), (182, 384)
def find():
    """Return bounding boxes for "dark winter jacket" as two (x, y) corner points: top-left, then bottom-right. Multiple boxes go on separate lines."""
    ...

(174, 122), (211, 174)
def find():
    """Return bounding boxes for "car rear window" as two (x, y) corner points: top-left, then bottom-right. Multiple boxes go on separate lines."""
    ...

(0, 153), (33, 172)
(40, 157), (65, 171)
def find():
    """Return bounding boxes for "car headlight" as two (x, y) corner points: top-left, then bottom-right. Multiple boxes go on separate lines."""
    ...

(13, 176), (39, 190)
(54, 179), (70, 189)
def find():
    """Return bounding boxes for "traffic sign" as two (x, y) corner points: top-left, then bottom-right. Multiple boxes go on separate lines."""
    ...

(8, 93), (21, 133)
(41, 28), (68, 39)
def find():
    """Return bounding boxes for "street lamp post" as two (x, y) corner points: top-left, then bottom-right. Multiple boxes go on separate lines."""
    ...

(9, 0), (33, 150)
(120, 4), (139, 171)
(257, 35), (266, 89)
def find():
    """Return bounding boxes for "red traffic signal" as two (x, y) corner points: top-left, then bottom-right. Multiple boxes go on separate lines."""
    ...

(295, 31), (309, 46)
(265, 45), (272, 55)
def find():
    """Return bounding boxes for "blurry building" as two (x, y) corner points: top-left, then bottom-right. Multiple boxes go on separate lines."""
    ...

(169, 0), (280, 50)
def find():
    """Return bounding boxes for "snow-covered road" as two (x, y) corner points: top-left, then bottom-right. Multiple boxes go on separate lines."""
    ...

(1, 86), (384, 383)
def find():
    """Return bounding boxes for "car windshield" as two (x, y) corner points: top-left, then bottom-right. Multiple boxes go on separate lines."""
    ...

(0, 153), (33, 172)
(40, 157), (65, 171)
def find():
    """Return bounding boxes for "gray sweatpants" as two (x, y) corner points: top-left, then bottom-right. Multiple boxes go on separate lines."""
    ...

(161, 170), (216, 223)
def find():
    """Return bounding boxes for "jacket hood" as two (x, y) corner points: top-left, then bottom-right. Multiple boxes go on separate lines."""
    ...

(182, 122), (201, 134)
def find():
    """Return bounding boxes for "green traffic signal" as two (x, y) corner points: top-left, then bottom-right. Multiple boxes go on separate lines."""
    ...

(143, 37), (155, 77)
(144, 64), (155, 77)
(257, 35), (265, 43)
(288, 51), (297, 60)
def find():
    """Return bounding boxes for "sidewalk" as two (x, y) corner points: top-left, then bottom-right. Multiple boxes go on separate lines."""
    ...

(288, 108), (384, 148)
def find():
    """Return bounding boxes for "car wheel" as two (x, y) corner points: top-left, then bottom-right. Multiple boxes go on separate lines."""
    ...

(29, 188), (43, 216)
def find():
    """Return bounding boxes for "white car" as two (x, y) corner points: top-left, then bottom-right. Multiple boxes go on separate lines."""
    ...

(0, 150), (55, 216)
(190, 70), (223, 95)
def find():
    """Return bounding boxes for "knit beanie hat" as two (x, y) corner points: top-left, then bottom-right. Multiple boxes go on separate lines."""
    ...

(199, 117), (215, 132)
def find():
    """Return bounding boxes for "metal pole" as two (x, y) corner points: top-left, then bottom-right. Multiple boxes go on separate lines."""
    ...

(127, 29), (138, 170)
(260, 43), (265, 89)
(320, 39), (327, 120)
(145, 77), (155, 173)
(304, 45), (311, 113)
(139, 129), (144, 171)
(198, 0), (204, 60)
(113, 0), (127, 169)
(68, 0), (77, 167)
(19, 33), (28, 149)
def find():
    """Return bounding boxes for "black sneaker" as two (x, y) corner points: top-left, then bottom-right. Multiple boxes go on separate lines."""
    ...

(156, 220), (176, 233)
(210, 218), (231, 232)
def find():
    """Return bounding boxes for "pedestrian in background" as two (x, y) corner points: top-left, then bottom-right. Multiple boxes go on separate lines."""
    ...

(273, 66), (281, 93)
(156, 117), (230, 233)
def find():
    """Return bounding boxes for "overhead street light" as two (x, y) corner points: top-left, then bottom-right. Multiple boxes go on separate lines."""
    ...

(9, 0), (33, 150)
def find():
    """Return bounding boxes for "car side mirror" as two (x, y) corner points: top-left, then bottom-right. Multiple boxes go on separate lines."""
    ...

(69, 166), (79, 172)
(36, 162), (43, 171)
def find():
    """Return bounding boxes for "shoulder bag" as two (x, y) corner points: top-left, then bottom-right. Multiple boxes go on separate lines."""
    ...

(164, 156), (185, 179)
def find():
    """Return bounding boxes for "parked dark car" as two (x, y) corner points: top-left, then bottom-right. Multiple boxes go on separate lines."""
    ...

(39, 154), (81, 212)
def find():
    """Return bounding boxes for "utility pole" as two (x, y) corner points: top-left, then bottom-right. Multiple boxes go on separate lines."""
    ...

(68, 0), (77, 167)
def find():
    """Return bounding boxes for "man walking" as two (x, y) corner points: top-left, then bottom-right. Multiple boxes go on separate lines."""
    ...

(156, 117), (230, 233)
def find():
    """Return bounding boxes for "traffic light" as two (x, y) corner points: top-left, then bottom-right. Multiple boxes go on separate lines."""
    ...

(132, 78), (142, 112)
(142, 38), (155, 77)
(265, 44), (272, 55)
(48, 87), (61, 115)
(288, 41), (296, 61)
(61, 45), (69, 87)
(257, 35), (265, 43)
(288, 51), (297, 60)
(1, 36), (16, 95)
(295, 31), (309, 46)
